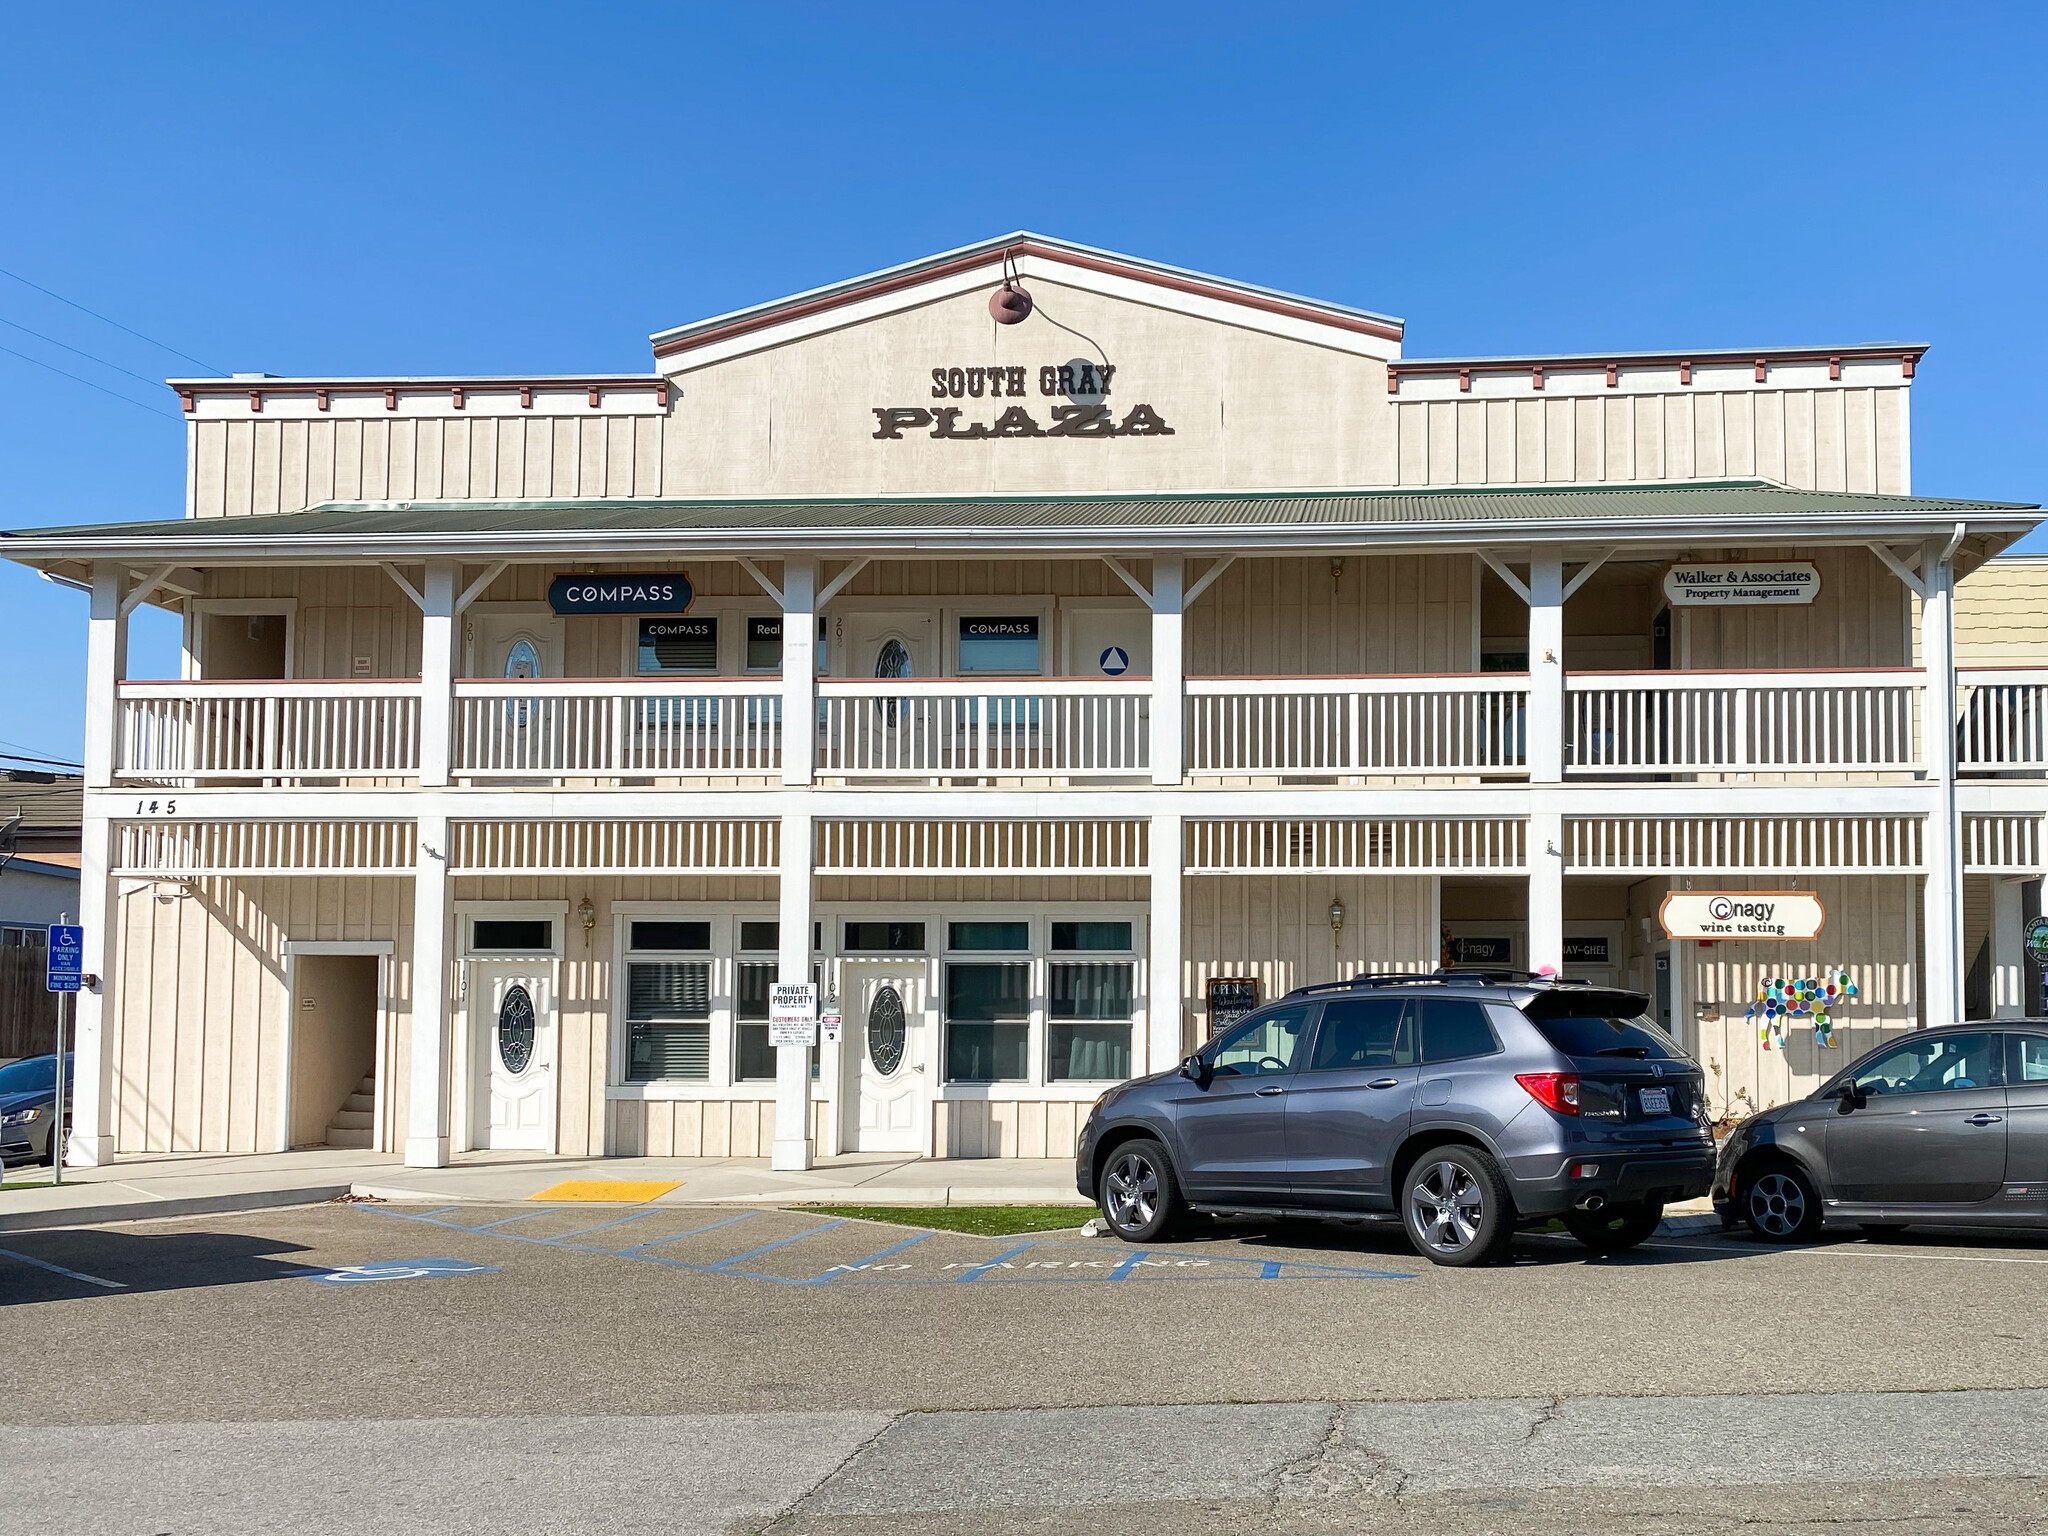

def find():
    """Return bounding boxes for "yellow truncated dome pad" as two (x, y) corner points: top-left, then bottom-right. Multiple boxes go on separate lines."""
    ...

(528, 1180), (684, 1203)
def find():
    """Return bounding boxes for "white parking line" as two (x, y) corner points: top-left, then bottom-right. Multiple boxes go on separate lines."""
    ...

(1640, 1236), (2048, 1266)
(0, 1245), (127, 1289)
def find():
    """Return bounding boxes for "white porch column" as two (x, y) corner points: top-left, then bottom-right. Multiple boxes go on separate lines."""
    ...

(1991, 877), (2027, 1018)
(1148, 808), (1185, 1071)
(66, 563), (124, 1166)
(781, 558), (817, 788)
(772, 805), (815, 1171)
(1527, 809), (1564, 976)
(1149, 556), (1184, 786)
(405, 808), (452, 1167)
(1526, 554), (1565, 785)
(1921, 545), (1963, 1028)
(418, 561), (459, 788)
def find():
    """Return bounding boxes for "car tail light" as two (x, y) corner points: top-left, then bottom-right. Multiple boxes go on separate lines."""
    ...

(1516, 1072), (1581, 1115)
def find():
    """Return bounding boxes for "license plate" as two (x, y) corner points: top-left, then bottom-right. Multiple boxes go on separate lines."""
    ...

(1639, 1087), (1671, 1115)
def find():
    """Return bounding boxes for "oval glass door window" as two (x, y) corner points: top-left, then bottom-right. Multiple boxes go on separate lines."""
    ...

(867, 986), (906, 1076)
(498, 984), (536, 1075)
(505, 638), (541, 728)
(873, 638), (912, 728)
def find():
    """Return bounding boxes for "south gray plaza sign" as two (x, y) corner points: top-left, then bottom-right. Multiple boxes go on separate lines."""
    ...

(872, 360), (1174, 440)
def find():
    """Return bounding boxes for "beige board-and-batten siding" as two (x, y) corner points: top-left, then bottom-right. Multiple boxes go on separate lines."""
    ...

(1687, 875), (1919, 1120)
(110, 877), (413, 1154)
(1393, 384), (1907, 493)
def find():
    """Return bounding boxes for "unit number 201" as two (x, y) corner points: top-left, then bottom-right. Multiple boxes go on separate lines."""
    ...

(132, 799), (179, 815)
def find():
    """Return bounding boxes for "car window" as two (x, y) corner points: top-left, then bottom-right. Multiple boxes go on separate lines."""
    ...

(1852, 1033), (1997, 1096)
(1308, 998), (1411, 1072)
(1208, 1006), (1311, 1077)
(1521, 1006), (1683, 1060)
(2007, 1034), (2048, 1084)
(0, 1057), (55, 1095)
(1421, 999), (1502, 1064)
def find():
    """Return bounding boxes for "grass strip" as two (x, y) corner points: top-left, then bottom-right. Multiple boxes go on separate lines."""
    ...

(797, 1203), (1092, 1237)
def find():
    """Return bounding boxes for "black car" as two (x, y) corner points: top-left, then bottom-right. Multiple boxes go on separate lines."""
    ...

(1714, 1022), (2048, 1241)
(0, 1053), (73, 1165)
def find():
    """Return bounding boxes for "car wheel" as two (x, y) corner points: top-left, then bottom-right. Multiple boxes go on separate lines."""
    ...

(1561, 1202), (1664, 1253)
(39, 1125), (57, 1166)
(1401, 1147), (1517, 1267)
(1098, 1138), (1185, 1243)
(1740, 1164), (1822, 1243)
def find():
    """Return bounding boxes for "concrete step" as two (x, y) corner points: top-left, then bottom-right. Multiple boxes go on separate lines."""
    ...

(357, 1077), (376, 1095)
(325, 1128), (374, 1149)
(343, 1093), (375, 1113)
(328, 1110), (373, 1130)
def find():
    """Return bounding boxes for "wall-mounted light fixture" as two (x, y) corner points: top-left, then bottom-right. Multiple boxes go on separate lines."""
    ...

(1328, 896), (1346, 947)
(577, 896), (596, 933)
(1330, 556), (1346, 584)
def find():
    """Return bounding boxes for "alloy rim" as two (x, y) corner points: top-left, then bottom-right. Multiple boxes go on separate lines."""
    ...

(1411, 1159), (1485, 1252)
(1104, 1151), (1159, 1231)
(1748, 1171), (1806, 1236)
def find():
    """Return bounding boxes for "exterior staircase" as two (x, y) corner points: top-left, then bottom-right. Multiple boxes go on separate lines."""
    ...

(325, 1076), (375, 1148)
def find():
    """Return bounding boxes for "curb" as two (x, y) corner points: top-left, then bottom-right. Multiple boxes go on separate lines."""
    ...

(0, 1184), (352, 1233)
(1657, 1213), (1728, 1236)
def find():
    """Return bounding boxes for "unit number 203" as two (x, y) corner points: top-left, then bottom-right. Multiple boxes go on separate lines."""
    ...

(132, 799), (179, 816)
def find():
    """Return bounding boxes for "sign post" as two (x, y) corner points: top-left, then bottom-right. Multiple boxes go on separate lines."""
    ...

(46, 920), (83, 1187)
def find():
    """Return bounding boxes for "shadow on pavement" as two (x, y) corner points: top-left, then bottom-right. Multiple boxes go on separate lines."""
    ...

(0, 1227), (319, 1305)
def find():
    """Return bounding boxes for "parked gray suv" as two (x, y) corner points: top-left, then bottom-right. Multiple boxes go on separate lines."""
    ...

(1075, 973), (1716, 1266)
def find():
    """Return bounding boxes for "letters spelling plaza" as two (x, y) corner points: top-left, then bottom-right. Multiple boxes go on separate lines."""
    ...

(6, 232), (2047, 1172)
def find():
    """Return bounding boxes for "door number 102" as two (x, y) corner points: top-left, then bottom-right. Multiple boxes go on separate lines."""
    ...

(132, 799), (179, 815)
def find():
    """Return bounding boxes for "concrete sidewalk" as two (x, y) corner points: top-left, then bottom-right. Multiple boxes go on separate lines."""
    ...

(0, 1148), (1089, 1231)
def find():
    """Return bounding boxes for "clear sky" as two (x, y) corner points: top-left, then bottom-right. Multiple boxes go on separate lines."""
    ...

(2, 3), (2043, 764)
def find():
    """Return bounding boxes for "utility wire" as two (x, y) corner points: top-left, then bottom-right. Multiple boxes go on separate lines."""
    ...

(0, 341), (182, 419)
(0, 263), (221, 373)
(0, 750), (84, 770)
(0, 312), (172, 390)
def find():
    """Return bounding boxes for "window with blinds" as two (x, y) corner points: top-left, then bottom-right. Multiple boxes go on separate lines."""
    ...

(626, 960), (710, 1081)
(1049, 961), (1134, 1081)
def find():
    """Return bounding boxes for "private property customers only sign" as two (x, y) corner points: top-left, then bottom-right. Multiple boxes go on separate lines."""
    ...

(1660, 892), (1827, 941)
(1662, 562), (1820, 607)
(768, 982), (819, 1048)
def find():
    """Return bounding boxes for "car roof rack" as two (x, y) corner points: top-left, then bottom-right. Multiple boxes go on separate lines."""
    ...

(1282, 973), (1453, 1000)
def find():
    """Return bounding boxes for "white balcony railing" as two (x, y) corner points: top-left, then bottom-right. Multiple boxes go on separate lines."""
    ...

(1565, 670), (1922, 775)
(1185, 676), (1529, 777)
(451, 679), (783, 778)
(115, 680), (421, 783)
(816, 679), (1150, 778)
(1957, 669), (2048, 773)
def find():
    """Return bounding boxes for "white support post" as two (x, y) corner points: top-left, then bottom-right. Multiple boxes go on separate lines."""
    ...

(418, 561), (459, 788)
(1148, 808), (1185, 1071)
(1527, 555), (1565, 785)
(67, 564), (126, 1166)
(772, 805), (815, 1171)
(781, 558), (817, 787)
(405, 809), (452, 1167)
(1921, 542), (1963, 1028)
(1991, 877), (2027, 1019)
(1528, 809), (1564, 976)
(1150, 556), (1184, 786)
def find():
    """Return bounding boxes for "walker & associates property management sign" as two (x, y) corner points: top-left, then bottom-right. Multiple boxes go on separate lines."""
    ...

(1661, 562), (1821, 607)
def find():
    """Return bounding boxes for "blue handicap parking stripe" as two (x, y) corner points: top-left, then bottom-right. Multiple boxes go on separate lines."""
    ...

(709, 1221), (845, 1270)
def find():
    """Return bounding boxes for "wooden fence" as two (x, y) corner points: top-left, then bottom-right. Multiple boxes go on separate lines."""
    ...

(0, 948), (59, 1059)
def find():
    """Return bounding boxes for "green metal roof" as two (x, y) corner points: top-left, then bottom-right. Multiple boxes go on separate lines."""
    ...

(2, 480), (2037, 564)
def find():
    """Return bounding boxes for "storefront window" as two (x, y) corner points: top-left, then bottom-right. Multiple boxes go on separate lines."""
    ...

(637, 617), (718, 673)
(845, 921), (925, 953)
(1051, 921), (1131, 952)
(945, 962), (1029, 1082)
(733, 960), (778, 1082)
(1048, 961), (1133, 1081)
(745, 616), (782, 672)
(949, 921), (1029, 951)
(957, 615), (1040, 674)
(625, 958), (710, 1081)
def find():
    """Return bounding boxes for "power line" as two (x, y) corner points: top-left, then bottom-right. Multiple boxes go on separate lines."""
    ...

(0, 750), (83, 770)
(0, 263), (221, 374)
(0, 312), (172, 390)
(0, 341), (182, 419)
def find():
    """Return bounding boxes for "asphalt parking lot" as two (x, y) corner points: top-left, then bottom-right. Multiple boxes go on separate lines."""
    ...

(5, 1202), (2048, 1532)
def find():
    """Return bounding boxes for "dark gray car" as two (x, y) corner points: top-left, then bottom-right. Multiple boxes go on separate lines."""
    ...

(1075, 974), (1717, 1266)
(1713, 1021), (2048, 1241)
(0, 1053), (73, 1165)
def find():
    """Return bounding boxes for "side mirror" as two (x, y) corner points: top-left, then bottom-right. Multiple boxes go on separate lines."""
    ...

(1836, 1084), (1866, 1114)
(1179, 1053), (1210, 1086)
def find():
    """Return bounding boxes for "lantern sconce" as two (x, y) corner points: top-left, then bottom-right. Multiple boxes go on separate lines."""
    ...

(577, 895), (596, 934)
(1330, 555), (1345, 584)
(1328, 896), (1346, 947)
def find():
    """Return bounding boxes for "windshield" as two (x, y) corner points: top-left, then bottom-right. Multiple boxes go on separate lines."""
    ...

(1521, 999), (1684, 1062)
(0, 1055), (66, 1095)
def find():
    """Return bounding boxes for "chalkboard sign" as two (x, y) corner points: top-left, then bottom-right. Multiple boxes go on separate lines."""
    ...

(1205, 977), (1261, 1037)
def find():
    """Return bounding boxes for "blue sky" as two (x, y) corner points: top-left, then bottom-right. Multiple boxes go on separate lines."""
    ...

(2, 3), (2043, 763)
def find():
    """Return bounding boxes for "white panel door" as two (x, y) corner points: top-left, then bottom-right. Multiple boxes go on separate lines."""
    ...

(843, 964), (928, 1153)
(471, 963), (556, 1151)
(838, 612), (935, 680)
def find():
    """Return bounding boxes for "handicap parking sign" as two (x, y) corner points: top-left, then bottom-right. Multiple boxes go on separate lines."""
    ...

(305, 1257), (499, 1285)
(1098, 646), (1130, 676)
(46, 925), (83, 993)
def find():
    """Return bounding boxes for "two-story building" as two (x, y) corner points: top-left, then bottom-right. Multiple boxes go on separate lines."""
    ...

(4, 233), (2043, 1170)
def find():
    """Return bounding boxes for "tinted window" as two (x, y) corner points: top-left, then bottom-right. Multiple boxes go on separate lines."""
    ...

(951, 921), (1030, 951)
(845, 922), (925, 952)
(472, 919), (551, 952)
(1853, 1033), (1997, 1096)
(1207, 1006), (1310, 1077)
(1051, 921), (1132, 952)
(1308, 998), (1412, 1072)
(737, 921), (779, 952)
(630, 921), (710, 952)
(1524, 1007), (1683, 1060)
(2011, 1034), (2048, 1084)
(0, 1056), (61, 1094)
(1421, 999), (1501, 1064)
